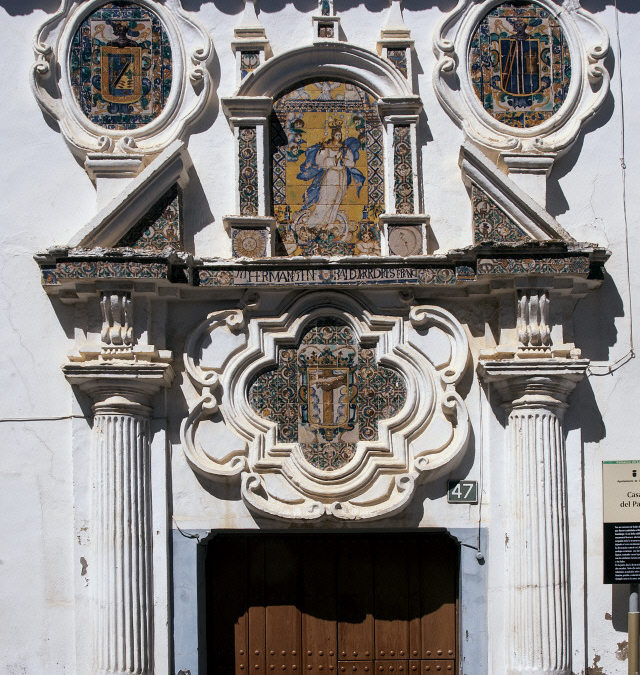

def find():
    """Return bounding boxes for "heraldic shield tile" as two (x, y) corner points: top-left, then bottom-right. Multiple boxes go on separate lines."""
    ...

(248, 319), (407, 471)
(70, 2), (172, 130)
(271, 81), (384, 257)
(469, 2), (571, 128)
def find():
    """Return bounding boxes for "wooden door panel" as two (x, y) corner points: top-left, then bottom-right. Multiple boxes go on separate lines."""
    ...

(409, 660), (455, 672)
(374, 540), (409, 660)
(337, 536), (374, 661)
(206, 534), (249, 675)
(265, 537), (301, 671)
(248, 537), (266, 674)
(338, 661), (374, 673)
(207, 533), (458, 675)
(301, 536), (338, 672)
(419, 536), (457, 660)
(373, 660), (410, 672)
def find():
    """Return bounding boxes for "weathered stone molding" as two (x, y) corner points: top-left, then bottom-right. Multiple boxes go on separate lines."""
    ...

(478, 358), (588, 675)
(64, 361), (173, 675)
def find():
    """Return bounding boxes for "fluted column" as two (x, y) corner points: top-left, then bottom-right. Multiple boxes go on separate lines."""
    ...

(65, 363), (173, 675)
(479, 359), (588, 675)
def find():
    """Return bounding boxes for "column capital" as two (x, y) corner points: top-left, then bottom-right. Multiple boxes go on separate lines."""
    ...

(477, 358), (588, 411)
(63, 361), (174, 414)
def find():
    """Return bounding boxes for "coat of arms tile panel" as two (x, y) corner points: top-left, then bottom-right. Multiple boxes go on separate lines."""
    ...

(271, 81), (384, 257)
(469, 2), (571, 128)
(69, 2), (172, 130)
(248, 319), (406, 471)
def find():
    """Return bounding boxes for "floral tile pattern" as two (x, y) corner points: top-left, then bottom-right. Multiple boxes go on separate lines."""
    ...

(271, 81), (384, 256)
(239, 127), (259, 216)
(240, 50), (260, 79)
(472, 184), (529, 244)
(393, 125), (414, 214)
(248, 319), (406, 471)
(117, 184), (182, 250)
(69, 2), (172, 130)
(41, 261), (168, 285)
(387, 48), (408, 77)
(477, 256), (590, 275)
(469, 2), (570, 128)
(231, 228), (268, 258)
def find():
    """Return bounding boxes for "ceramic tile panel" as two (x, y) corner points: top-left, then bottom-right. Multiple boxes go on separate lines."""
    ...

(388, 225), (423, 256)
(117, 184), (182, 250)
(41, 260), (168, 285)
(272, 81), (385, 256)
(248, 319), (406, 471)
(469, 2), (571, 128)
(240, 50), (260, 79)
(393, 125), (414, 214)
(472, 184), (529, 244)
(477, 256), (590, 275)
(239, 127), (259, 216)
(387, 48), (408, 78)
(69, 2), (172, 130)
(231, 228), (268, 258)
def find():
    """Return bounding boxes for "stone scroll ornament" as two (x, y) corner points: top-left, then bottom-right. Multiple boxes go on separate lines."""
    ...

(31, 0), (212, 160)
(433, 0), (609, 155)
(181, 294), (470, 521)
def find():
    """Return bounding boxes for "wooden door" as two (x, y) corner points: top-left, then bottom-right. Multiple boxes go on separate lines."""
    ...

(206, 533), (458, 674)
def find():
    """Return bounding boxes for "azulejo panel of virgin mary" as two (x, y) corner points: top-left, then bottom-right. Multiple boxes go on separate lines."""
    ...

(469, 2), (571, 128)
(70, 2), (172, 130)
(271, 81), (385, 256)
(248, 319), (406, 471)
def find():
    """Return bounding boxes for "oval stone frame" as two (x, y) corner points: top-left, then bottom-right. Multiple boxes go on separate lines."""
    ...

(433, 0), (609, 155)
(32, 0), (212, 159)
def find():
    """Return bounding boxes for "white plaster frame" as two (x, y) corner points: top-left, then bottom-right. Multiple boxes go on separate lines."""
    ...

(433, 0), (609, 157)
(31, 0), (212, 161)
(181, 294), (470, 521)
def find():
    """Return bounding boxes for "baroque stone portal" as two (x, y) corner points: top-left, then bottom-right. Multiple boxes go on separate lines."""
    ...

(181, 294), (471, 521)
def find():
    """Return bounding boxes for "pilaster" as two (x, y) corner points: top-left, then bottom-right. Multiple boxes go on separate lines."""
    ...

(478, 359), (588, 675)
(63, 290), (173, 675)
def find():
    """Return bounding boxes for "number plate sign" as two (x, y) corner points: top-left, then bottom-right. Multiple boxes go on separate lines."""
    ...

(447, 480), (478, 504)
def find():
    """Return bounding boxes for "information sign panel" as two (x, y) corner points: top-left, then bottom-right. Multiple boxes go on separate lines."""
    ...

(602, 460), (640, 584)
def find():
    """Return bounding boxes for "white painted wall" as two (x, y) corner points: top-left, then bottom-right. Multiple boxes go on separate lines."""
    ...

(1, 1), (638, 673)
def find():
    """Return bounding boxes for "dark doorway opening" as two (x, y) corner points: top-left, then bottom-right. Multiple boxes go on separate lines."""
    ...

(205, 532), (458, 674)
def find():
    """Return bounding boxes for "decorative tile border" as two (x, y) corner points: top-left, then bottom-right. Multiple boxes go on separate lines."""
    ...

(38, 254), (597, 289)
(197, 265), (458, 287)
(472, 184), (529, 244)
(393, 125), (414, 214)
(238, 127), (259, 216)
(477, 256), (590, 275)
(41, 260), (169, 286)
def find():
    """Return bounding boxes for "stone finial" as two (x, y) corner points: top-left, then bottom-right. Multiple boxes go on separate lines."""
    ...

(381, 0), (410, 39)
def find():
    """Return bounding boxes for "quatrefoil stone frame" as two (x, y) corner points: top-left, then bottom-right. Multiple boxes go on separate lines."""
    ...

(181, 293), (471, 521)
